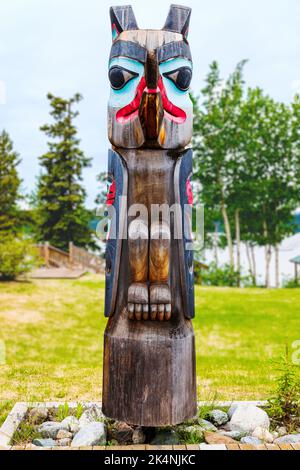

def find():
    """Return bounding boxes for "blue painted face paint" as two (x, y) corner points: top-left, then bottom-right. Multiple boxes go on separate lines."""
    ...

(159, 58), (193, 109)
(108, 58), (144, 108)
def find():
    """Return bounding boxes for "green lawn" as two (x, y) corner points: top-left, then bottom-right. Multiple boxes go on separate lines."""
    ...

(0, 276), (299, 408)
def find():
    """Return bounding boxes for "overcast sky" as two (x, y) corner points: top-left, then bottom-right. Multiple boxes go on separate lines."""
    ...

(0, 0), (300, 206)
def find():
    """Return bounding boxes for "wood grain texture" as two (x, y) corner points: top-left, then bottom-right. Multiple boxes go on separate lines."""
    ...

(103, 306), (197, 426)
(102, 148), (197, 425)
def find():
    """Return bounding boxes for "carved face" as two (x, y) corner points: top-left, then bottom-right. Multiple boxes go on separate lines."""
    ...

(108, 5), (193, 150)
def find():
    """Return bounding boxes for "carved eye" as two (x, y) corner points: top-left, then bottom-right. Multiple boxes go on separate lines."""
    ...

(108, 66), (139, 90)
(163, 67), (192, 91)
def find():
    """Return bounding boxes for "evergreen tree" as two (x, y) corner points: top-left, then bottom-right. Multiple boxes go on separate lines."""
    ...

(37, 93), (93, 251)
(0, 130), (21, 233)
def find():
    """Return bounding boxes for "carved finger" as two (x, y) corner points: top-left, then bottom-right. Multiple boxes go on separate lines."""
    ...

(158, 304), (164, 321)
(150, 304), (157, 320)
(128, 303), (135, 320)
(135, 303), (142, 321)
(142, 304), (149, 320)
(165, 303), (171, 321)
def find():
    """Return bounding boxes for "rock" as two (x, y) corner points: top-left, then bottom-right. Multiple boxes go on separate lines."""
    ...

(111, 422), (134, 444)
(79, 405), (104, 428)
(32, 438), (56, 447)
(180, 425), (204, 442)
(252, 426), (273, 443)
(28, 407), (48, 425)
(60, 416), (80, 434)
(56, 429), (73, 440)
(277, 426), (287, 436)
(228, 404), (239, 419)
(208, 410), (228, 426)
(71, 422), (107, 447)
(132, 427), (146, 444)
(229, 405), (270, 433)
(219, 430), (246, 441)
(57, 438), (72, 447)
(240, 436), (262, 445)
(37, 421), (65, 439)
(220, 422), (232, 432)
(204, 431), (237, 445)
(274, 434), (300, 444)
(197, 418), (218, 432)
(150, 429), (180, 445)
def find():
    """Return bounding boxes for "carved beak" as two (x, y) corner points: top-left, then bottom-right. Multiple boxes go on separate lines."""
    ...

(139, 51), (164, 143)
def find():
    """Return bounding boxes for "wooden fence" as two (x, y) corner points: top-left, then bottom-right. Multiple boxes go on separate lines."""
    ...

(36, 242), (104, 274)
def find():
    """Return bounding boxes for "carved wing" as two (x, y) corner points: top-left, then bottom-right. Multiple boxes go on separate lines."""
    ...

(104, 149), (128, 317)
(174, 148), (195, 319)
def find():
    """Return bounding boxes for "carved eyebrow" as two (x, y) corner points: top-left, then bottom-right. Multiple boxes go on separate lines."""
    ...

(156, 41), (192, 63)
(110, 40), (147, 63)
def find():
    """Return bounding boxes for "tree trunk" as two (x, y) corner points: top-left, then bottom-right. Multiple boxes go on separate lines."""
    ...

(263, 220), (272, 288)
(275, 244), (280, 288)
(250, 244), (257, 286)
(265, 245), (272, 288)
(246, 242), (255, 285)
(213, 222), (219, 266)
(221, 202), (234, 269)
(235, 209), (241, 286)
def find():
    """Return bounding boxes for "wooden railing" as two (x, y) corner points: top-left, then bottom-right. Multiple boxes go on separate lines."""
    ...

(36, 242), (104, 273)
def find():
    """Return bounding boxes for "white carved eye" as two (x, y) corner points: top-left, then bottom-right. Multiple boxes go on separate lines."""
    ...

(163, 66), (192, 91)
(108, 66), (139, 90)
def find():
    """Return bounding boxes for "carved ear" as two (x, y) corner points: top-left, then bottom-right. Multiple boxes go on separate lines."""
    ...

(163, 4), (191, 39)
(110, 5), (138, 41)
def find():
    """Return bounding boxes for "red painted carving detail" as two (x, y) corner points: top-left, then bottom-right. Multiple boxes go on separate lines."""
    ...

(106, 180), (116, 205)
(186, 178), (193, 205)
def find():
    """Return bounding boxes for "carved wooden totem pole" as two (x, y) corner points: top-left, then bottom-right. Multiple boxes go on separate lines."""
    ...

(103, 4), (197, 426)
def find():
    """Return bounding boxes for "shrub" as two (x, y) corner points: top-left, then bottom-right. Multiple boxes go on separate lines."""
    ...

(267, 347), (300, 431)
(283, 276), (300, 288)
(0, 234), (38, 280)
(199, 262), (251, 287)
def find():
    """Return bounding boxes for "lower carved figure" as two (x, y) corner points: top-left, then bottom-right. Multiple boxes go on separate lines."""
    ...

(102, 4), (197, 426)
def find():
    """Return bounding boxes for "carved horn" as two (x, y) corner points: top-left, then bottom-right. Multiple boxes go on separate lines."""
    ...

(110, 5), (138, 40)
(163, 4), (191, 38)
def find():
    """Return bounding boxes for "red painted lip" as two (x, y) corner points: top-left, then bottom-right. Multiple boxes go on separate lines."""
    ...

(158, 77), (186, 124)
(116, 76), (186, 124)
(116, 77), (146, 124)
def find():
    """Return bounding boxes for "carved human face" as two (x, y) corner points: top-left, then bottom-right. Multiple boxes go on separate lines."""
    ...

(107, 6), (193, 150)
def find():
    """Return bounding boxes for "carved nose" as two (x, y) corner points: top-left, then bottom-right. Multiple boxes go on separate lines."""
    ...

(139, 91), (163, 141)
(145, 50), (159, 90)
(139, 51), (164, 142)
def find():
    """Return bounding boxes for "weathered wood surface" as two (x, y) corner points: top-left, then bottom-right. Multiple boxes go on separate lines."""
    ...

(103, 4), (196, 426)
(103, 307), (197, 426)
(102, 148), (197, 425)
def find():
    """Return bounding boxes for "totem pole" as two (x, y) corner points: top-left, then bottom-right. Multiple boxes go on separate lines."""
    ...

(103, 4), (197, 426)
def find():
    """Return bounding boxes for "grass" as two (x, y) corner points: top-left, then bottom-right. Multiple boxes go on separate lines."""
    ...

(0, 275), (299, 409)
(11, 421), (41, 446)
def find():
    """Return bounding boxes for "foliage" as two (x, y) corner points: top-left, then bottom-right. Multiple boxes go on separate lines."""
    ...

(56, 402), (83, 421)
(74, 403), (84, 420)
(56, 403), (71, 421)
(282, 276), (300, 289)
(199, 262), (251, 287)
(0, 401), (13, 427)
(36, 93), (94, 251)
(0, 234), (38, 280)
(0, 130), (22, 233)
(11, 422), (41, 445)
(267, 347), (300, 431)
(192, 61), (300, 286)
